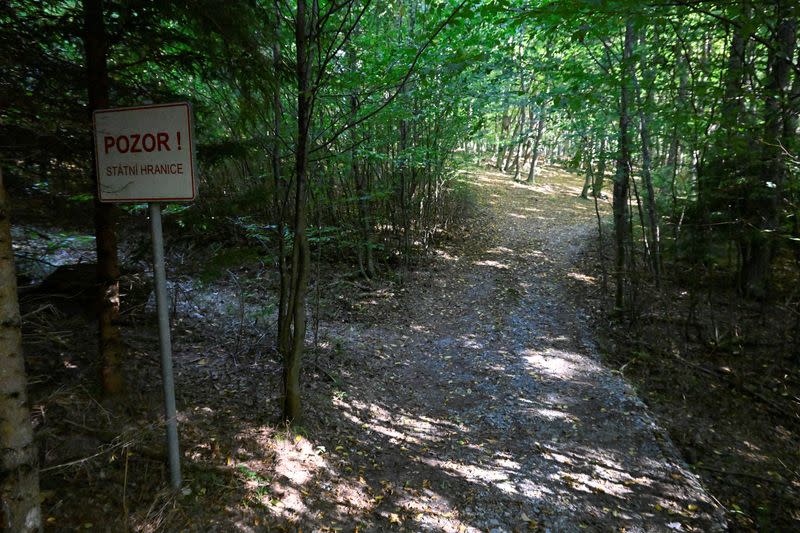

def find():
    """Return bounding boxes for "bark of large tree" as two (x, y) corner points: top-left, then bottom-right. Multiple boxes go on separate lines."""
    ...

(280, 0), (313, 422)
(0, 168), (42, 533)
(83, 0), (123, 395)
(742, 8), (796, 298)
(613, 21), (635, 312)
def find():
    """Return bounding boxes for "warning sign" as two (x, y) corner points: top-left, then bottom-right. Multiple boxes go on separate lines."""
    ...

(93, 102), (197, 202)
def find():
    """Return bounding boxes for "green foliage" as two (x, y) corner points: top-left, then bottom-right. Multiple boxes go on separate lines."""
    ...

(3, 0), (796, 293)
(42, 232), (96, 254)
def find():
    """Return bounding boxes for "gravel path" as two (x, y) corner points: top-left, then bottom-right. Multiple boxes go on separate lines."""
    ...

(275, 168), (727, 532)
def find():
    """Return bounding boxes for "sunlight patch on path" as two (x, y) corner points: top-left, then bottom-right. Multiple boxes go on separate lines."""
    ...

(472, 259), (510, 270)
(522, 347), (603, 380)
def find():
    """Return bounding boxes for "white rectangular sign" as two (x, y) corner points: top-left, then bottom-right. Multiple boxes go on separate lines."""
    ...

(93, 102), (197, 202)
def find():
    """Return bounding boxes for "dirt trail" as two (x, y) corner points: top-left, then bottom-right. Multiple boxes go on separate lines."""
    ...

(272, 168), (728, 532)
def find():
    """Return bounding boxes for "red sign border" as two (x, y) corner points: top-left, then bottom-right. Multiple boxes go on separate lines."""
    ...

(93, 102), (197, 203)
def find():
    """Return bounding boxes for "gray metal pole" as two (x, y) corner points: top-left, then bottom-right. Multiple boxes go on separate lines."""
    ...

(149, 202), (182, 489)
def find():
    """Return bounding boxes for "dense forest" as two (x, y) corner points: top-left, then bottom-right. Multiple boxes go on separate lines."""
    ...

(1, 0), (799, 531)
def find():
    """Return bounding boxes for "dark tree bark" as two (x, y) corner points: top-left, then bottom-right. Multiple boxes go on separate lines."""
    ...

(720, 3), (750, 137)
(742, 7), (796, 298)
(0, 167), (42, 533)
(634, 30), (661, 285)
(281, 0), (313, 422)
(614, 21), (636, 312)
(82, 0), (123, 395)
(273, 1), (291, 363)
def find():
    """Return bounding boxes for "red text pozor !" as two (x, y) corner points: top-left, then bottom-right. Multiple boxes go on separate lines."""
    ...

(104, 132), (182, 154)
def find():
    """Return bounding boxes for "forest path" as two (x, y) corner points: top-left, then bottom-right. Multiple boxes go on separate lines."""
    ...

(270, 167), (727, 532)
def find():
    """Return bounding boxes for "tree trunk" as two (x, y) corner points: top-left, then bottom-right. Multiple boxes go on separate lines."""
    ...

(634, 33), (661, 286)
(345, 32), (374, 279)
(526, 108), (545, 184)
(351, 99), (375, 278)
(495, 105), (511, 169)
(282, 0), (313, 422)
(639, 105), (660, 284)
(503, 112), (522, 172)
(721, 5), (750, 137)
(399, 1), (418, 270)
(83, 0), (123, 395)
(0, 167), (42, 533)
(593, 134), (607, 197)
(272, 2), (291, 361)
(784, 43), (800, 159)
(580, 137), (594, 199)
(742, 10), (796, 298)
(614, 21), (635, 312)
(512, 98), (526, 181)
(667, 98), (681, 239)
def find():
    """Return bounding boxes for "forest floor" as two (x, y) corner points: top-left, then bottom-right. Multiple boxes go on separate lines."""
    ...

(20, 166), (734, 532)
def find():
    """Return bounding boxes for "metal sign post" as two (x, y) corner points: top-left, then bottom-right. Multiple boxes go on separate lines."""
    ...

(92, 102), (196, 490)
(149, 203), (181, 489)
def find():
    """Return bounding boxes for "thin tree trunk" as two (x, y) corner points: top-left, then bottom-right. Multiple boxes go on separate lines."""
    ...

(634, 34), (661, 285)
(526, 108), (546, 183)
(594, 191), (608, 294)
(580, 137), (594, 199)
(83, 0), (123, 395)
(631, 172), (651, 263)
(495, 105), (511, 169)
(282, 0), (313, 422)
(352, 104), (375, 278)
(347, 35), (374, 279)
(639, 105), (660, 285)
(0, 167), (42, 533)
(272, 3), (291, 360)
(614, 21), (635, 312)
(512, 100), (526, 181)
(397, 1), (417, 273)
(667, 75), (682, 240)
(503, 113), (522, 172)
(593, 134), (607, 197)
